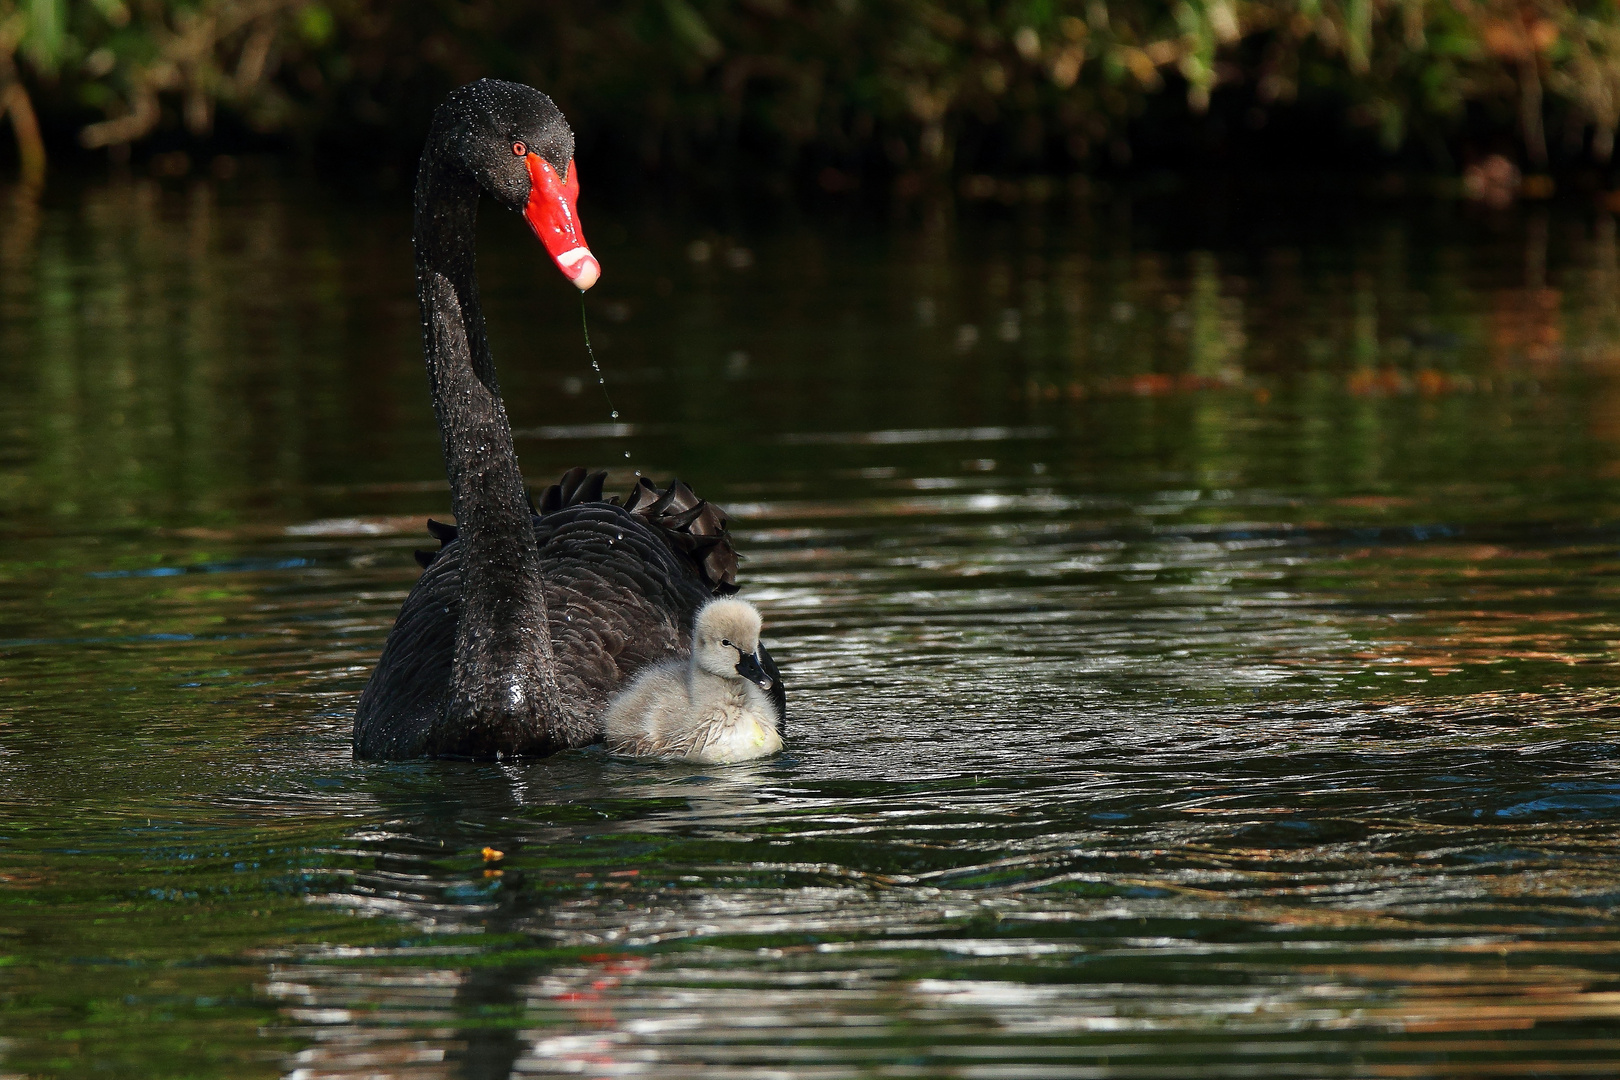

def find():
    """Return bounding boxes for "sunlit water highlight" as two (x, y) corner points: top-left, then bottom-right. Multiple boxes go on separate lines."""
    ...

(2, 177), (1620, 1077)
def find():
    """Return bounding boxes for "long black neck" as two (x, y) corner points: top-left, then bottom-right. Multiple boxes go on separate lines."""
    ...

(414, 144), (562, 755)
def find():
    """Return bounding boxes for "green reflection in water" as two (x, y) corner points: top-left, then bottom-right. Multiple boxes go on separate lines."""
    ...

(4, 177), (1620, 1077)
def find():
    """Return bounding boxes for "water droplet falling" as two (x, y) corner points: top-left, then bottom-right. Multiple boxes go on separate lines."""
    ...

(580, 294), (629, 463)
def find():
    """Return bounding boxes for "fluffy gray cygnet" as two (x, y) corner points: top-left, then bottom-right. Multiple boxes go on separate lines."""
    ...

(603, 598), (783, 763)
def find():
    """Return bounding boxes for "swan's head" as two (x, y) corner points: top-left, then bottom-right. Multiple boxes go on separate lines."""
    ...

(693, 599), (772, 690)
(435, 78), (599, 290)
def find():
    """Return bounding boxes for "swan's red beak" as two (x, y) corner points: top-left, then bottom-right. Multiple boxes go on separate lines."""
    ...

(523, 154), (599, 291)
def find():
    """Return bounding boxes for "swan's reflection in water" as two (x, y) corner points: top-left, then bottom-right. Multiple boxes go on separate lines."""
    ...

(275, 763), (798, 1079)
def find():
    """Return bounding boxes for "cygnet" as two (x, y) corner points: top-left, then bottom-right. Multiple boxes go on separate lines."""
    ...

(603, 598), (783, 763)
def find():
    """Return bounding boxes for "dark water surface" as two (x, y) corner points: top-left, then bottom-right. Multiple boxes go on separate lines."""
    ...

(4, 176), (1620, 1078)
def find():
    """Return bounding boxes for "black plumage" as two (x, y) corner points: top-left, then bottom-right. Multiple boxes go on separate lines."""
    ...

(351, 80), (784, 760)
(357, 471), (749, 759)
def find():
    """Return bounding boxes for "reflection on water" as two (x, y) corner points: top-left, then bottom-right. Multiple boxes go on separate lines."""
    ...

(3, 176), (1620, 1077)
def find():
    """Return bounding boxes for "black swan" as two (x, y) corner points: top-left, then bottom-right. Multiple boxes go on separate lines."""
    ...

(353, 79), (781, 760)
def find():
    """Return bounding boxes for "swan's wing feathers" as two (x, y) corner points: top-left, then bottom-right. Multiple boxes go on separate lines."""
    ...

(666, 502), (707, 530)
(683, 500), (740, 590)
(556, 465), (589, 505)
(689, 501), (728, 537)
(533, 468), (741, 595)
(622, 478), (740, 595)
(666, 480), (701, 512)
(646, 479), (701, 518)
(530, 466), (586, 516)
(353, 553), (458, 759)
(573, 470), (608, 505)
(540, 468), (610, 513)
(534, 503), (709, 713)
(621, 476), (658, 513)
(414, 518), (462, 569)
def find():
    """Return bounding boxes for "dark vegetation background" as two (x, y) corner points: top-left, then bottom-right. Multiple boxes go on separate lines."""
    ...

(1, 0), (1619, 200)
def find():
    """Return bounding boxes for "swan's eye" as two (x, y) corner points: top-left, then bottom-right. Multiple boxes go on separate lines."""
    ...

(721, 639), (731, 648)
(511, 140), (527, 157)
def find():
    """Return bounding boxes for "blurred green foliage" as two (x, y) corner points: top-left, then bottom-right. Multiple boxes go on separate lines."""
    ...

(1, 0), (1619, 183)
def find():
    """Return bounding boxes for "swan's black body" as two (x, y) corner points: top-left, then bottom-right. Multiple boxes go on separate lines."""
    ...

(355, 469), (763, 759)
(352, 80), (782, 760)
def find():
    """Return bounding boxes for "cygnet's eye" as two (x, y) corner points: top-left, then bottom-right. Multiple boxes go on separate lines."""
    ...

(721, 639), (731, 648)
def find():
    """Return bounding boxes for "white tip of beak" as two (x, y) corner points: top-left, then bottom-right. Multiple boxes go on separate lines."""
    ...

(557, 246), (600, 291)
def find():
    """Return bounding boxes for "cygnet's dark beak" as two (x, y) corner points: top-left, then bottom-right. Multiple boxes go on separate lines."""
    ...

(734, 650), (773, 691)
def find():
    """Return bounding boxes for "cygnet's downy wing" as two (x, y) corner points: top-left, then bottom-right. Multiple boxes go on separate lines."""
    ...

(759, 642), (787, 733)
(534, 501), (713, 712)
(602, 660), (686, 753)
